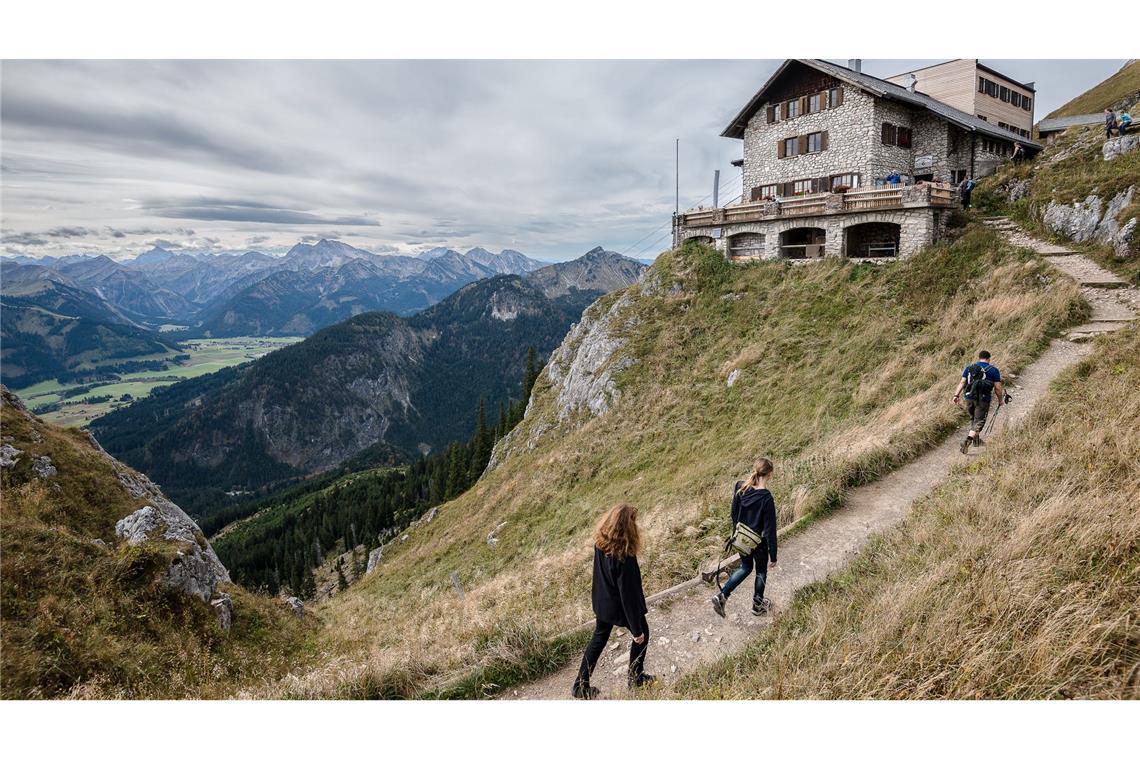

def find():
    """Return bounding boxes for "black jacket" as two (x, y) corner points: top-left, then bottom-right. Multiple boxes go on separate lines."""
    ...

(590, 547), (648, 637)
(731, 482), (778, 563)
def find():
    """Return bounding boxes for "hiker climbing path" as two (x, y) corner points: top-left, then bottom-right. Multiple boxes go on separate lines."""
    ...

(505, 218), (1136, 700)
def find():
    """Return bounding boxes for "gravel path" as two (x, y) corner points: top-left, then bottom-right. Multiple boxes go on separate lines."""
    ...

(503, 222), (1135, 700)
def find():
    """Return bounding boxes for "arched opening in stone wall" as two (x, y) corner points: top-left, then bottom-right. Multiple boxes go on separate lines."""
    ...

(727, 232), (765, 259)
(778, 227), (826, 259)
(844, 222), (900, 258)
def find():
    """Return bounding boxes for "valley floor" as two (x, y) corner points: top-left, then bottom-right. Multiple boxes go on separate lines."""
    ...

(12, 336), (300, 427)
(504, 220), (1138, 699)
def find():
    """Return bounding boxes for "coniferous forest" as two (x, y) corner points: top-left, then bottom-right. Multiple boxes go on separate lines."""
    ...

(212, 348), (542, 598)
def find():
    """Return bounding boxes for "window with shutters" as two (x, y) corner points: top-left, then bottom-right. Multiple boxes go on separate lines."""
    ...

(1022, 97), (1031, 112)
(829, 87), (842, 108)
(767, 104), (779, 123)
(978, 76), (986, 93)
(999, 85), (1010, 102)
(881, 123), (898, 146)
(786, 99), (800, 118)
(897, 126), (912, 148)
(806, 132), (823, 153)
(759, 184), (779, 199)
(831, 173), (860, 190)
(783, 137), (800, 157)
(792, 179), (814, 195)
(1011, 92), (1022, 108)
(808, 93), (822, 113)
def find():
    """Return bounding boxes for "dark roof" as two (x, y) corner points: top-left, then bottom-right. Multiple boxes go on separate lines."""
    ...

(1037, 113), (1104, 133)
(721, 58), (1042, 150)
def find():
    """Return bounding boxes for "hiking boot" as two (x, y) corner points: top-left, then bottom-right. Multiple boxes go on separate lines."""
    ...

(752, 598), (773, 616)
(960, 435), (972, 455)
(628, 673), (659, 690)
(711, 592), (727, 618)
(571, 682), (600, 700)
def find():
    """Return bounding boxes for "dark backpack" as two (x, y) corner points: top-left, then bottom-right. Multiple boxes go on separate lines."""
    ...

(966, 363), (994, 399)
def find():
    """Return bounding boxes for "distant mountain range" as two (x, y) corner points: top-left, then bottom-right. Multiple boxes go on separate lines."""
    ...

(0, 239), (558, 389)
(89, 249), (646, 514)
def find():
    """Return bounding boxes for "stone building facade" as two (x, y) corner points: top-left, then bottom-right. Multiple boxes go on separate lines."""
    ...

(677, 59), (1040, 261)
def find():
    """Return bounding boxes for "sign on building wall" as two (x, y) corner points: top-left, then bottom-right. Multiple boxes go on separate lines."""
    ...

(914, 155), (935, 170)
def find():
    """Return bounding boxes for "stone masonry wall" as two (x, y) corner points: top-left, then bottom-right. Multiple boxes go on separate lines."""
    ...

(684, 207), (941, 260)
(869, 99), (917, 180)
(742, 86), (876, 193)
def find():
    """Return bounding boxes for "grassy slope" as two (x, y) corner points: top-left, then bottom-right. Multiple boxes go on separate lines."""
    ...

(977, 60), (1140, 283)
(1045, 60), (1139, 119)
(668, 326), (1140, 699)
(268, 224), (1084, 697)
(976, 124), (1140, 283)
(0, 392), (314, 698)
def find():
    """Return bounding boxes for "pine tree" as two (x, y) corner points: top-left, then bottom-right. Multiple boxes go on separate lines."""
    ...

(301, 564), (317, 599)
(522, 346), (539, 399)
(336, 558), (349, 591)
(470, 398), (491, 478)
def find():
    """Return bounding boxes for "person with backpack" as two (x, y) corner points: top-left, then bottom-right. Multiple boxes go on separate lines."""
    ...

(571, 503), (657, 699)
(958, 176), (977, 208)
(953, 350), (1004, 454)
(711, 458), (779, 619)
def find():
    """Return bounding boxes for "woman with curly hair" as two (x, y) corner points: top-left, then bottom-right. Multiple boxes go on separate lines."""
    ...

(571, 503), (657, 699)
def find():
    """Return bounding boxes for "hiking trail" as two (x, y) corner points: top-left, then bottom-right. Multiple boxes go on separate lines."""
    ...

(503, 219), (1136, 700)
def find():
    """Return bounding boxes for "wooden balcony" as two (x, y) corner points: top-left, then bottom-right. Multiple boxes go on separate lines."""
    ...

(678, 182), (956, 229)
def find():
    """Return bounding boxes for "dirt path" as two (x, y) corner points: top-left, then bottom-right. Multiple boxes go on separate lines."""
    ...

(504, 220), (1135, 700)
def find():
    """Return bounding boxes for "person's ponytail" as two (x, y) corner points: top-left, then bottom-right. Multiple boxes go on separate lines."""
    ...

(736, 457), (774, 495)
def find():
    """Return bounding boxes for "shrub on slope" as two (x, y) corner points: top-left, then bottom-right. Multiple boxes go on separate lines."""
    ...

(670, 326), (1140, 699)
(275, 225), (1084, 697)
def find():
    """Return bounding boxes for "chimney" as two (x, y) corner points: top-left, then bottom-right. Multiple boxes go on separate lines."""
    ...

(847, 59), (862, 73)
(906, 73), (917, 93)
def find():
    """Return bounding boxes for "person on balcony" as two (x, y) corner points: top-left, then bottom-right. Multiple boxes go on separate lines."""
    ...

(958, 176), (976, 208)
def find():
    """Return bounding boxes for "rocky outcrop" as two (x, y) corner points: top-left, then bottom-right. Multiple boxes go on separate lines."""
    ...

(0, 443), (22, 468)
(366, 547), (383, 574)
(113, 465), (231, 602)
(285, 596), (305, 618)
(1043, 186), (1136, 258)
(485, 290), (639, 473)
(1103, 134), (1139, 161)
(548, 291), (636, 421)
(32, 455), (57, 479)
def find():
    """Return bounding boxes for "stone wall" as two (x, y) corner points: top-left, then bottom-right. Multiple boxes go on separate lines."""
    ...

(684, 207), (942, 260)
(742, 86), (875, 193)
(870, 99), (917, 180)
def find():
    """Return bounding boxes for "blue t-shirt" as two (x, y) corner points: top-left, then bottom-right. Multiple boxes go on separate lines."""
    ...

(962, 361), (1001, 401)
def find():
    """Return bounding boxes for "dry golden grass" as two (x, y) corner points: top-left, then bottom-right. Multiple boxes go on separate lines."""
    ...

(272, 225), (1086, 698)
(668, 327), (1140, 699)
(0, 392), (314, 699)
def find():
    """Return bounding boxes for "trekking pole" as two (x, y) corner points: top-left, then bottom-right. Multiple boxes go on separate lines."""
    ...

(985, 402), (1004, 436)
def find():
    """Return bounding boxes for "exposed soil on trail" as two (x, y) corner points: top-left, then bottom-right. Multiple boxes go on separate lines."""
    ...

(504, 220), (1136, 700)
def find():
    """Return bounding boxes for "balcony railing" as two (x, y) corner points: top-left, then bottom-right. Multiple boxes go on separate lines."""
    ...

(678, 182), (956, 229)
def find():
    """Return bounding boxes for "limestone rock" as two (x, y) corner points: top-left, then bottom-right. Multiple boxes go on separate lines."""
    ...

(1094, 186), (1135, 247)
(0, 443), (22, 469)
(366, 547), (383, 574)
(285, 596), (305, 618)
(422, 507), (439, 523)
(32, 455), (57, 479)
(211, 593), (233, 631)
(550, 292), (636, 421)
(112, 468), (231, 602)
(727, 369), (741, 388)
(1043, 194), (1103, 243)
(1113, 217), (1137, 260)
(1002, 177), (1032, 202)
(1103, 133), (1139, 161)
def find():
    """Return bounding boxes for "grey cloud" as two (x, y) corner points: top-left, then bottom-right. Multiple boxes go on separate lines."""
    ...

(143, 197), (379, 226)
(46, 226), (91, 238)
(2, 232), (48, 246)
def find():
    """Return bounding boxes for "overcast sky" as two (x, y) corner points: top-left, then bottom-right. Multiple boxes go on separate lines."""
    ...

(1, 59), (1127, 262)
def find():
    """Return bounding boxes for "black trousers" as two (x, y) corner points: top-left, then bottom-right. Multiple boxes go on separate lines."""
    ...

(574, 617), (649, 687)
